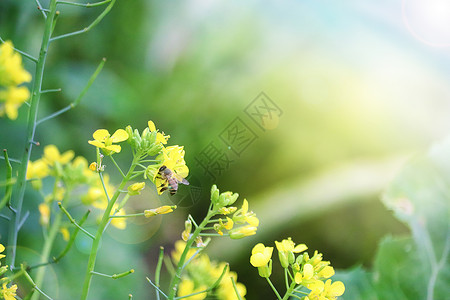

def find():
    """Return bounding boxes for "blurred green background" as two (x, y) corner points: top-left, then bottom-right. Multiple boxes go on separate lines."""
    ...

(1, 0), (450, 298)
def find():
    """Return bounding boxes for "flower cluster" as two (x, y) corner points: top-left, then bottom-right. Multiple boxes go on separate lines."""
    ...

(0, 243), (18, 300)
(27, 145), (126, 229)
(89, 120), (189, 196)
(171, 241), (247, 300)
(209, 185), (259, 239)
(0, 41), (31, 119)
(250, 238), (345, 300)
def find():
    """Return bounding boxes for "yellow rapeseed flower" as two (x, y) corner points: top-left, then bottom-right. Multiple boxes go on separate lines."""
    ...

(0, 86), (30, 119)
(0, 243), (5, 260)
(43, 145), (74, 166)
(250, 243), (273, 268)
(1, 283), (18, 300)
(177, 279), (207, 300)
(0, 41), (31, 120)
(148, 120), (170, 144)
(88, 129), (129, 154)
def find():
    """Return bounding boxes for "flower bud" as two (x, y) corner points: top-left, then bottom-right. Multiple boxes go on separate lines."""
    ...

(229, 225), (257, 239)
(278, 251), (289, 269)
(128, 182), (146, 196)
(182, 220), (192, 241)
(144, 205), (176, 218)
(210, 184), (220, 205)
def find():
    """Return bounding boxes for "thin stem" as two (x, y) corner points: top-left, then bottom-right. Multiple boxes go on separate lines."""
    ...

(0, 36), (38, 63)
(41, 88), (62, 94)
(57, 0), (111, 8)
(36, 58), (106, 125)
(59, 203), (94, 239)
(30, 189), (70, 300)
(109, 155), (125, 178)
(0, 150), (13, 211)
(147, 277), (168, 299)
(7, 0), (59, 270)
(90, 269), (134, 279)
(21, 266), (54, 300)
(80, 156), (138, 300)
(35, 0), (48, 18)
(280, 280), (297, 300)
(109, 212), (144, 218)
(50, 0), (116, 42)
(167, 210), (216, 299)
(230, 276), (243, 300)
(25, 210), (90, 271)
(155, 247), (164, 300)
(266, 277), (282, 300)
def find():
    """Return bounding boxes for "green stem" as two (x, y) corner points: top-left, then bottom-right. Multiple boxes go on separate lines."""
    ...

(155, 247), (164, 300)
(30, 189), (70, 300)
(167, 211), (215, 299)
(266, 277), (282, 300)
(7, 0), (59, 270)
(80, 157), (138, 300)
(280, 280), (297, 300)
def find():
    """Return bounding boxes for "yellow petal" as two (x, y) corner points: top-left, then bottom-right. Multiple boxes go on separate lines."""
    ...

(44, 145), (59, 161)
(303, 263), (314, 279)
(105, 144), (121, 153)
(92, 129), (109, 141)
(110, 129), (129, 142)
(250, 253), (269, 267)
(59, 150), (75, 164)
(148, 120), (156, 132)
(293, 243), (308, 253)
(88, 140), (105, 148)
(330, 281), (345, 296)
(0, 243), (4, 252)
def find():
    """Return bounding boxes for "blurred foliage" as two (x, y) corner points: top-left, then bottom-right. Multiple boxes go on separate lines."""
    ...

(1, 0), (450, 299)
(334, 137), (450, 299)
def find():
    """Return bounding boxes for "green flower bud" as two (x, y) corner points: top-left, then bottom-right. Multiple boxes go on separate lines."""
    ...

(278, 251), (289, 269)
(210, 184), (220, 205)
(288, 251), (296, 265)
(257, 259), (272, 278)
(147, 143), (163, 156)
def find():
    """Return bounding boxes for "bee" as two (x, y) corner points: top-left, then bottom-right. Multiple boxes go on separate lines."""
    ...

(157, 165), (189, 195)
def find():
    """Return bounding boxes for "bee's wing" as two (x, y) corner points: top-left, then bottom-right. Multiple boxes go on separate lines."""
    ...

(173, 173), (189, 185)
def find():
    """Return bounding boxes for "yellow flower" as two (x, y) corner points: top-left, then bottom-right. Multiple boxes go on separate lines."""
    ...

(39, 203), (50, 226)
(0, 243), (5, 260)
(250, 243), (273, 268)
(26, 159), (50, 180)
(111, 207), (127, 230)
(177, 279), (207, 300)
(154, 145), (189, 195)
(306, 279), (345, 300)
(275, 238), (307, 268)
(216, 271), (247, 300)
(232, 199), (259, 227)
(1, 283), (18, 300)
(148, 120), (170, 144)
(88, 129), (129, 154)
(0, 41), (31, 120)
(144, 205), (176, 217)
(0, 41), (31, 86)
(42, 145), (74, 166)
(171, 240), (197, 263)
(60, 227), (70, 241)
(0, 86), (30, 119)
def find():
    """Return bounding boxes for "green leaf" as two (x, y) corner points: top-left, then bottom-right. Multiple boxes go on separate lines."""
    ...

(381, 137), (450, 300)
(333, 266), (377, 300)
